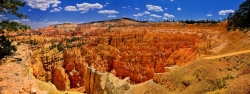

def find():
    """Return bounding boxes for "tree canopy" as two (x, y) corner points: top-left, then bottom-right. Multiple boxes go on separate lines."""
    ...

(0, 0), (30, 59)
(227, 0), (250, 31)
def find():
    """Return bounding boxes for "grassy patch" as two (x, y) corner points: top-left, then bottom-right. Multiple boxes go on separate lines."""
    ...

(17, 42), (21, 45)
(193, 69), (201, 78)
(215, 74), (234, 89)
(215, 79), (226, 89)
(247, 63), (250, 66)
(227, 68), (232, 71)
(15, 73), (19, 76)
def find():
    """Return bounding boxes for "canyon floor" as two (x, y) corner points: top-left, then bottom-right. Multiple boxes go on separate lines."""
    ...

(1, 18), (250, 94)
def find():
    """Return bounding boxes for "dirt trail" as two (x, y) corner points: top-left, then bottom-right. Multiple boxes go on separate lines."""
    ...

(203, 50), (250, 59)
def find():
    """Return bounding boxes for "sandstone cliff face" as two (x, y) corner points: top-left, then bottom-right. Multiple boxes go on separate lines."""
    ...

(7, 18), (250, 94)
(51, 66), (70, 91)
(20, 19), (230, 93)
(71, 31), (201, 83)
(30, 48), (63, 82)
(83, 66), (131, 94)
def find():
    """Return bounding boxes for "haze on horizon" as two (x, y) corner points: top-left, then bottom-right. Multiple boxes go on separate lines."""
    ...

(1, 0), (245, 29)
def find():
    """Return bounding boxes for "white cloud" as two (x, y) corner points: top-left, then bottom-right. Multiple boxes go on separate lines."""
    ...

(12, 20), (20, 23)
(170, 0), (174, 1)
(133, 13), (144, 17)
(165, 8), (168, 10)
(149, 18), (154, 20)
(80, 11), (87, 13)
(177, 7), (181, 11)
(50, 7), (62, 12)
(28, 9), (32, 11)
(150, 14), (162, 18)
(206, 14), (212, 16)
(219, 9), (234, 15)
(144, 11), (151, 14)
(133, 11), (151, 17)
(146, 4), (163, 12)
(52, 1), (61, 7)
(98, 10), (119, 14)
(64, 6), (78, 11)
(106, 2), (109, 4)
(24, 0), (61, 11)
(164, 13), (175, 18)
(127, 6), (131, 9)
(21, 19), (31, 22)
(122, 7), (126, 8)
(163, 17), (168, 20)
(135, 8), (140, 10)
(107, 15), (117, 18)
(76, 3), (103, 13)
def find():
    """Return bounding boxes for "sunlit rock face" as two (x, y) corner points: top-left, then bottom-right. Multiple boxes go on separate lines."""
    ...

(61, 30), (202, 84)
(25, 19), (228, 92)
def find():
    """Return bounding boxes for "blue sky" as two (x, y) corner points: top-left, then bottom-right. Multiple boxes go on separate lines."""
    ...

(4, 0), (245, 29)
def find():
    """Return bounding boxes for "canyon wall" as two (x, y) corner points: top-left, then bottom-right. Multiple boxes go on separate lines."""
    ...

(23, 19), (228, 93)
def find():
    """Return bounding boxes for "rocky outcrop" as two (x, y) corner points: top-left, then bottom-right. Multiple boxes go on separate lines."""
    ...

(13, 19), (230, 93)
(62, 31), (201, 83)
(83, 67), (130, 94)
(31, 59), (46, 81)
(51, 66), (70, 91)
(0, 44), (45, 94)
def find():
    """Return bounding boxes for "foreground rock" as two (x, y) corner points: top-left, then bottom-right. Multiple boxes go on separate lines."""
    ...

(0, 44), (44, 94)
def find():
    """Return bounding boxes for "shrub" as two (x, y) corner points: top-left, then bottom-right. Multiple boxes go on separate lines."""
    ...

(0, 35), (17, 59)
(215, 79), (226, 89)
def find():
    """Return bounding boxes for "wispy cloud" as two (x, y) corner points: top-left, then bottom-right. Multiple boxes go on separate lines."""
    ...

(219, 9), (234, 15)
(135, 8), (140, 10)
(98, 10), (119, 14)
(164, 13), (175, 18)
(144, 11), (151, 14)
(24, 0), (61, 11)
(50, 7), (62, 12)
(108, 15), (117, 18)
(21, 19), (31, 22)
(133, 13), (144, 17)
(177, 7), (181, 11)
(146, 4), (163, 12)
(163, 17), (168, 20)
(149, 18), (154, 20)
(206, 14), (212, 16)
(77, 3), (103, 13)
(64, 6), (78, 11)
(150, 14), (162, 18)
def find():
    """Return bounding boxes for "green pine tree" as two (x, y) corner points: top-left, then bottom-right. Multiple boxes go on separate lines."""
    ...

(0, 0), (30, 59)
(227, 0), (250, 31)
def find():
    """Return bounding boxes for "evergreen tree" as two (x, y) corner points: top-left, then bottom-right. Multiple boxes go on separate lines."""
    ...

(227, 0), (250, 30)
(0, 0), (30, 59)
